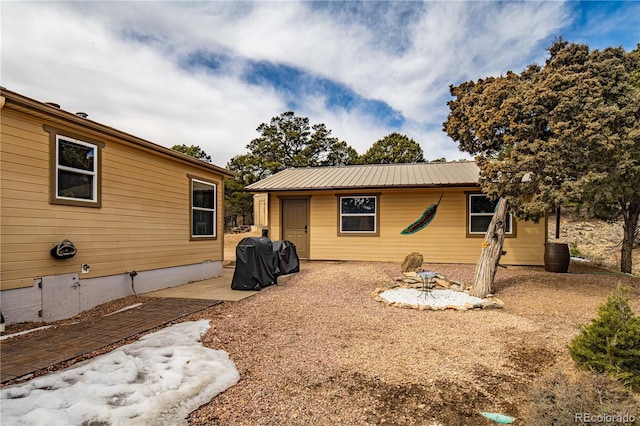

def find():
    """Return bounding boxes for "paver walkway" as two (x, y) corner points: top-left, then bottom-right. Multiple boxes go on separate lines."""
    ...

(1, 298), (221, 384)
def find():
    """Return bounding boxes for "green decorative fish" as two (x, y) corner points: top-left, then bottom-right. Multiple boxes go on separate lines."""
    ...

(400, 193), (444, 235)
(481, 412), (516, 424)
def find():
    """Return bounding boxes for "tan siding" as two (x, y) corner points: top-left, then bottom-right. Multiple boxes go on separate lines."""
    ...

(269, 198), (282, 245)
(253, 193), (268, 228)
(271, 188), (545, 265)
(1, 109), (225, 290)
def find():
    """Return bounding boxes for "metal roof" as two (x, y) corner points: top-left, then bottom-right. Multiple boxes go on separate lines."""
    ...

(245, 161), (479, 192)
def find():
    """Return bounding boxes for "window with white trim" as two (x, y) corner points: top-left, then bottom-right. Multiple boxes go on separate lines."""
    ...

(55, 135), (98, 203)
(339, 195), (377, 234)
(191, 178), (216, 238)
(468, 194), (513, 235)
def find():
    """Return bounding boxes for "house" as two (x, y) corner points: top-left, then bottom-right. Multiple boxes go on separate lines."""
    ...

(245, 162), (547, 265)
(253, 192), (269, 229)
(0, 88), (234, 324)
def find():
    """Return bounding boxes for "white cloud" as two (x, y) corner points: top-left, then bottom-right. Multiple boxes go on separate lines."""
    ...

(1, 2), (284, 166)
(362, 1), (570, 122)
(299, 97), (391, 155)
(0, 1), (581, 165)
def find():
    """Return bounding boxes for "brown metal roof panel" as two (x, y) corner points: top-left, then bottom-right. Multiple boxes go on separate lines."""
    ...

(360, 165), (378, 186)
(300, 167), (321, 187)
(370, 167), (389, 186)
(431, 163), (448, 184)
(342, 166), (362, 186)
(401, 165), (411, 185)
(321, 167), (342, 187)
(355, 165), (369, 186)
(330, 168), (342, 186)
(245, 162), (479, 191)
(405, 164), (417, 185)
(350, 166), (364, 186)
(416, 164), (433, 184)
(458, 162), (480, 183)
(313, 167), (333, 187)
(281, 169), (303, 187)
(318, 168), (335, 185)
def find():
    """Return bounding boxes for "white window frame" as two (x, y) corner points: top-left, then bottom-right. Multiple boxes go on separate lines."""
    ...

(55, 135), (98, 204)
(339, 195), (377, 234)
(191, 178), (217, 238)
(468, 193), (513, 236)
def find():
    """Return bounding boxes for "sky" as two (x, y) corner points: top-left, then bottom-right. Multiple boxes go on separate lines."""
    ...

(1, 1), (638, 168)
(0, 320), (240, 426)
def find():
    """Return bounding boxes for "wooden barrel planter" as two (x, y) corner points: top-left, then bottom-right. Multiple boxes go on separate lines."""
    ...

(544, 242), (570, 273)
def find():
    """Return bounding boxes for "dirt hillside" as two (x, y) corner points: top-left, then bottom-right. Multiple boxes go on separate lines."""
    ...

(549, 209), (639, 275)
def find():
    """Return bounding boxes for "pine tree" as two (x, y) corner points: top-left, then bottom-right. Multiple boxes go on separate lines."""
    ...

(568, 285), (640, 392)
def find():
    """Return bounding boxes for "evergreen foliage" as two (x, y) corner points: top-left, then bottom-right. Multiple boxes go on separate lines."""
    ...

(443, 40), (640, 273)
(568, 285), (640, 392)
(224, 178), (253, 227)
(227, 111), (358, 180)
(171, 144), (212, 162)
(359, 132), (425, 164)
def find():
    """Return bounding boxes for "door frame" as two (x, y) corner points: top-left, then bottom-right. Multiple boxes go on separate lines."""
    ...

(279, 196), (311, 259)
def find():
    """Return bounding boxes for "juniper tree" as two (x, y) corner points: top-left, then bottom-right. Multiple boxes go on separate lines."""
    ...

(568, 285), (640, 392)
(444, 40), (640, 279)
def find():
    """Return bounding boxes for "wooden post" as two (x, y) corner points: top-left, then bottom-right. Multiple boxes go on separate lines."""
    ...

(470, 197), (508, 298)
(555, 205), (561, 240)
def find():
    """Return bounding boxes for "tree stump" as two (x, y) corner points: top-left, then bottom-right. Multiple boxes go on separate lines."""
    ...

(471, 197), (508, 298)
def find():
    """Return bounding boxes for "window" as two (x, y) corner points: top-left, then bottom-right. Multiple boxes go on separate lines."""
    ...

(467, 193), (513, 236)
(50, 132), (102, 207)
(191, 178), (216, 238)
(339, 195), (378, 234)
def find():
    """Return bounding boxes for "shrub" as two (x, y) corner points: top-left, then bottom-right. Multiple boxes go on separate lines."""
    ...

(523, 369), (639, 426)
(568, 285), (640, 392)
(569, 242), (583, 258)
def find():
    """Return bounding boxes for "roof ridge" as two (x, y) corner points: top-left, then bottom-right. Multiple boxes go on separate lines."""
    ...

(281, 160), (476, 171)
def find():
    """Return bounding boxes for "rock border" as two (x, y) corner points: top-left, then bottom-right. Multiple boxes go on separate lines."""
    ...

(372, 287), (504, 310)
(372, 272), (504, 310)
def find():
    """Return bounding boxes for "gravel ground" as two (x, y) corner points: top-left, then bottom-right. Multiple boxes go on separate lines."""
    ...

(184, 260), (639, 425)
(3, 231), (639, 424)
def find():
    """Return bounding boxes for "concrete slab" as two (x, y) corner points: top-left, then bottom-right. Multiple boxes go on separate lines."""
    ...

(143, 267), (259, 301)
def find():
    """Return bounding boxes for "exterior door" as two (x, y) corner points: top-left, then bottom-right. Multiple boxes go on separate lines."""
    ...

(281, 198), (309, 259)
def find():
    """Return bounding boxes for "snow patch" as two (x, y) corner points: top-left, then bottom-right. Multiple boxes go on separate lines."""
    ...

(1, 320), (240, 426)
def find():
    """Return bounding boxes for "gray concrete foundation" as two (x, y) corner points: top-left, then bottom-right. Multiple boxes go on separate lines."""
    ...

(0, 261), (222, 324)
